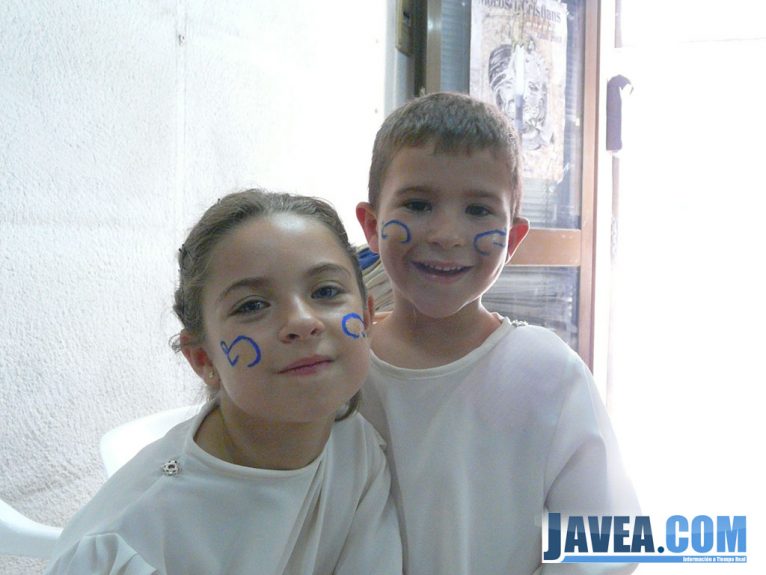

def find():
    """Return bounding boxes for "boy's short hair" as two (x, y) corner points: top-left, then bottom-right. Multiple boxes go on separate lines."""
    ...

(368, 92), (522, 218)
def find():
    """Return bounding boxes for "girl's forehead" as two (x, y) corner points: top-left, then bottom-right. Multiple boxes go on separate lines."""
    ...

(210, 214), (353, 277)
(219, 214), (306, 251)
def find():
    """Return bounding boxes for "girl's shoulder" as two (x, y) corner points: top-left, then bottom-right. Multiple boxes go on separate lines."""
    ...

(329, 412), (388, 471)
(45, 532), (158, 575)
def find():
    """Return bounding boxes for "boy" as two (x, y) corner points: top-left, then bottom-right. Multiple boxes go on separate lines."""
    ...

(356, 92), (639, 574)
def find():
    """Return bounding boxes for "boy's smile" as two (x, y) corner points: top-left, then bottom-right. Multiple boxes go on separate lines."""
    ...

(358, 144), (528, 321)
(411, 259), (472, 283)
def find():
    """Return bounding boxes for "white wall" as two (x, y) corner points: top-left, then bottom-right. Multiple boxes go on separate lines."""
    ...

(596, 2), (765, 573)
(0, 2), (410, 572)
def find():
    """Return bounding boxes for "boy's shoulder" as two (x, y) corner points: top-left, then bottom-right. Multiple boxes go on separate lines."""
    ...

(481, 320), (585, 384)
(505, 321), (572, 352)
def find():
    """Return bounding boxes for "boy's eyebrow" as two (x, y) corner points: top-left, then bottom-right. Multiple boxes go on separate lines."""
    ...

(392, 185), (434, 198)
(394, 186), (505, 201)
(464, 189), (504, 200)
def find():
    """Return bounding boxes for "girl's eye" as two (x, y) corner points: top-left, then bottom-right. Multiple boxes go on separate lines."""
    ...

(313, 285), (343, 300)
(234, 299), (268, 315)
(403, 200), (431, 213)
(466, 204), (491, 217)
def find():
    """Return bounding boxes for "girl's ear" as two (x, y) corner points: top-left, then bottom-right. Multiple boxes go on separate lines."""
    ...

(364, 295), (375, 328)
(505, 217), (530, 264)
(356, 202), (380, 254)
(180, 331), (219, 386)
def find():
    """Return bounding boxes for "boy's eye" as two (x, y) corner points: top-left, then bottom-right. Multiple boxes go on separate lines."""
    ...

(233, 299), (268, 315)
(466, 204), (492, 217)
(403, 200), (431, 213)
(313, 285), (343, 300)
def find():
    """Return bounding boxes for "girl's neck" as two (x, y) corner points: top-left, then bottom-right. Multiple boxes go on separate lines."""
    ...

(372, 296), (501, 369)
(195, 401), (334, 470)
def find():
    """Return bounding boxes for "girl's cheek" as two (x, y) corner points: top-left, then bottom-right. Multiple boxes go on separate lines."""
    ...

(380, 219), (412, 245)
(220, 335), (262, 367)
(473, 228), (508, 256)
(340, 312), (367, 340)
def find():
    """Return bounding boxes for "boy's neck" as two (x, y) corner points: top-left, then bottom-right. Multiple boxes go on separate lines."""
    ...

(371, 296), (501, 369)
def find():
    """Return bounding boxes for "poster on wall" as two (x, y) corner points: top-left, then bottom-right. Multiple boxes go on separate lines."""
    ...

(470, 0), (568, 182)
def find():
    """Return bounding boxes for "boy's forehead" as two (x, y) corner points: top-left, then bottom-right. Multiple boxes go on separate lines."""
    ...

(380, 144), (515, 197)
(390, 141), (511, 168)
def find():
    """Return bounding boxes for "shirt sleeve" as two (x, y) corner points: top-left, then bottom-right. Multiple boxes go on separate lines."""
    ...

(334, 428), (403, 575)
(541, 350), (640, 575)
(45, 532), (159, 575)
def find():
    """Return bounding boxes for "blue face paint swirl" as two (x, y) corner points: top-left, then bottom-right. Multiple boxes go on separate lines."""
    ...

(220, 336), (261, 367)
(473, 228), (508, 256)
(381, 219), (412, 244)
(341, 312), (367, 339)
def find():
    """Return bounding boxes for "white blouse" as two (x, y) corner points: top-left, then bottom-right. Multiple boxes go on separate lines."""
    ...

(46, 403), (402, 574)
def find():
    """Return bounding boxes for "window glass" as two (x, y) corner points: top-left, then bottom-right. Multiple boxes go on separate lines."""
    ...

(484, 266), (579, 349)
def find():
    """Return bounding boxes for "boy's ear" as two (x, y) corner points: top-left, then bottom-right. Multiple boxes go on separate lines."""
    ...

(356, 202), (380, 254)
(505, 217), (530, 264)
(180, 331), (219, 386)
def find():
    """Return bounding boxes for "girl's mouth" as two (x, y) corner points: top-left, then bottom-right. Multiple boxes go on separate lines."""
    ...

(279, 356), (333, 375)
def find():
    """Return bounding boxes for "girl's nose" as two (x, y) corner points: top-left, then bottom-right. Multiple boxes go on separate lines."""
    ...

(278, 299), (325, 342)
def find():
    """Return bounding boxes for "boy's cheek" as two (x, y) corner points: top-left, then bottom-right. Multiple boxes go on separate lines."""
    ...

(473, 227), (508, 256)
(380, 219), (412, 245)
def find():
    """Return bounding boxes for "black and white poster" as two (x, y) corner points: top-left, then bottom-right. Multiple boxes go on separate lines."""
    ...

(470, 0), (568, 182)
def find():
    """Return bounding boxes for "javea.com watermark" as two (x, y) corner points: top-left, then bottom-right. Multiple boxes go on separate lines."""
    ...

(542, 513), (747, 564)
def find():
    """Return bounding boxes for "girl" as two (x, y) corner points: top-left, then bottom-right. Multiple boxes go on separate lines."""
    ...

(45, 189), (402, 574)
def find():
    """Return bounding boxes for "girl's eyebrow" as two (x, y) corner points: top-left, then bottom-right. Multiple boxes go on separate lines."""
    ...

(308, 263), (353, 280)
(217, 263), (352, 303)
(217, 277), (268, 303)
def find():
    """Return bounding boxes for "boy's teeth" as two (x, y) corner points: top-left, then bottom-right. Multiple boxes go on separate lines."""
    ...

(419, 263), (465, 273)
(431, 265), (459, 271)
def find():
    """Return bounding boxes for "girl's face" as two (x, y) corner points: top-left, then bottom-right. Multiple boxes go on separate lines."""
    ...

(198, 213), (369, 425)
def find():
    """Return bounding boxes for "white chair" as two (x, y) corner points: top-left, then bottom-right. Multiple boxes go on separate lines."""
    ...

(0, 497), (62, 559)
(99, 405), (202, 477)
(0, 405), (201, 559)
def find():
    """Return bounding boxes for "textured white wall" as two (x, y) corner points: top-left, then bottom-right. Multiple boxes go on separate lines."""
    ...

(1, 2), (406, 572)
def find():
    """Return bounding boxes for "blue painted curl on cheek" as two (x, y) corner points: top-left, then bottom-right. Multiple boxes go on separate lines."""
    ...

(341, 313), (367, 339)
(381, 220), (412, 244)
(473, 228), (508, 256)
(220, 336), (261, 367)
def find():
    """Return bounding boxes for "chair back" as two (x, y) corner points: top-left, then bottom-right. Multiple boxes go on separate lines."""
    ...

(0, 498), (62, 559)
(99, 405), (202, 477)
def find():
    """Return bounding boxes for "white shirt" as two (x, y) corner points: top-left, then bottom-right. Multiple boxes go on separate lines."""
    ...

(360, 318), (639, 575)
(46, 403), (402, 575)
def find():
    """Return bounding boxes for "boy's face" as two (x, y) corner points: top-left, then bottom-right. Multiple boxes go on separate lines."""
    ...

(357, 144), (528, 319)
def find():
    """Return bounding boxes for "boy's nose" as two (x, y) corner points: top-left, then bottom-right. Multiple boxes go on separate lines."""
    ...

(425, 213), (465, 249)
(279, 299), (325, 342)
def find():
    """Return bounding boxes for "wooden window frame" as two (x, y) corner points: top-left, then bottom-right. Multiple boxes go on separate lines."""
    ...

(417, 0), (601, 369)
